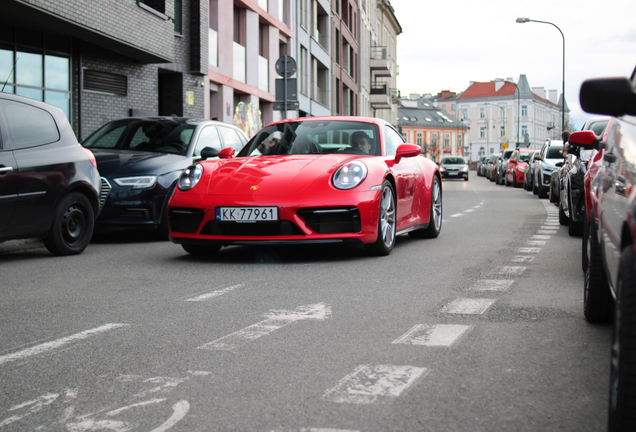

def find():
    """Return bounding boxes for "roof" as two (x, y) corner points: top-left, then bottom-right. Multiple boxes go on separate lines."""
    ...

(458, 76), (564, 109)
(397, 106), (468, 129)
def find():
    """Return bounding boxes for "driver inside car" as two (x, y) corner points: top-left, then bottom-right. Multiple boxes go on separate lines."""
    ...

(351, 131), (372, 154)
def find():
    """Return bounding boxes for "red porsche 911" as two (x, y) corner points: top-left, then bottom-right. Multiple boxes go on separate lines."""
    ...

(167, 117), (442, 256)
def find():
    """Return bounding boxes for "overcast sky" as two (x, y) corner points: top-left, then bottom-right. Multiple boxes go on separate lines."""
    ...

(389, 0), (636, 129)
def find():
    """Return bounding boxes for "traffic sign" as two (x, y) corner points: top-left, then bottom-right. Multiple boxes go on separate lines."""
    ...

(275, 56), (297, 78)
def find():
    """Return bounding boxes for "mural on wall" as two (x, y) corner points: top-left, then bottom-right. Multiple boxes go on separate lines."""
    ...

(233, 102), (262, 138)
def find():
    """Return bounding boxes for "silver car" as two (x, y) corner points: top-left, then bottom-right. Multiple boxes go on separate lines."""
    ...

(533, 140), (564, 198)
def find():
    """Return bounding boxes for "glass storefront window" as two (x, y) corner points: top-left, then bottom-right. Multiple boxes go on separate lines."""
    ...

(16, 51), (43, 87)
(0, 49), (15, 93)
(45, 55), (70, 91)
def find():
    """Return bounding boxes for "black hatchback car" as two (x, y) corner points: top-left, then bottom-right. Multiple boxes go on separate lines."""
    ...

(0, 93), (102, 255)
(82, 117), (249, 239)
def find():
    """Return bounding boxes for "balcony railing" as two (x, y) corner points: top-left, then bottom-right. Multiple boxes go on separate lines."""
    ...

(233, 42), (245, 83)
(370, 46), (394, 77)
(258, 55), (269, 92)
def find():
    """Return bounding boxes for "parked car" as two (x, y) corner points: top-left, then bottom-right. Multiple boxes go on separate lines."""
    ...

(557, 116), (610, 236)
(574, 65), (636, 432)
(487, 153), (501, 182)
(82, 117), (249, 239)
(495, 149), (515, 185)
(0, 93), (103, 255)
(533, 140), (564, 198)
(582, 118), (615, 272)
(505, 148), (534, 187)
(523, 150), (541, 192)
(477, 156), (489, 177)
(439, 156), (469, 181)
(168, 116), (442, 257)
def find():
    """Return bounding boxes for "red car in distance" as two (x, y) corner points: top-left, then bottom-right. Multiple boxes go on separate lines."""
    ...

(504, 148), (535, 187)
(168, 117), (443, 257)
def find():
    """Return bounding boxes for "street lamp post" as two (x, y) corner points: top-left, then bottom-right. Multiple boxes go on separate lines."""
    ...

(516, 17), (565, 134)
(483, 103), (506, 152)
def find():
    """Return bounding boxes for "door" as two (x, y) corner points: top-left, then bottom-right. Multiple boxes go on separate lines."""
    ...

(384, 125), (419, 226)
(0, 148), (18, 233)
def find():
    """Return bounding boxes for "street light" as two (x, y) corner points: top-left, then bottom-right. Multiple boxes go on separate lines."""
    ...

(516, 17), (565, 134)
(482, 102), (506, 152)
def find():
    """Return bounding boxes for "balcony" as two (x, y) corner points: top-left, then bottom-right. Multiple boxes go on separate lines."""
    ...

(370, 46), (394, 78)
(258, 55), (268, 92)
(233, 42), (245, 83)
(370, 84), (399, 109)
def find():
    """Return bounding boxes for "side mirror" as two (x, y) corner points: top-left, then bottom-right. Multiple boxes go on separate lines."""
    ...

(580, 76), (636, 117)
(218, 147), (235, 159)
(394, 144), (421, 164)
(200, 147), (219, 160)
(534, 154), (542, 161)
(569, 130), (601, 150)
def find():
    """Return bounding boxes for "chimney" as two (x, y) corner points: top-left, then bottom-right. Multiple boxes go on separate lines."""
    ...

(549, 90), (558, 104)
(532, 87), (546, 99)
(495, 81), (504, 92)
(409, 93), (420, 100)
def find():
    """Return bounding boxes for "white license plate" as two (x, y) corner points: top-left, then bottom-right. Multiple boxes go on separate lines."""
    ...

(216, 207), (279, 222)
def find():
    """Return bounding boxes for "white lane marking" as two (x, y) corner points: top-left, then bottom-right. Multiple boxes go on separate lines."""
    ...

(470, 280), (514, 291)
(495, 266), (526, 276)
(322, 365), (428, 404)
(518, 247), (541, 253)
(0, 324), (129, 366)
(0, 393), (59, 427)
(132, 371), (211, 399)
(106, 399), (166, 416)
(538, 229), (558, 234)
(198, 303), (331, 351)
(184, 284), (244, 301)
(66, 419), (131, 431)
(526, 240), (546, 246)
(149, 400), (190, 432)
(532, 235), (551, 240)
(450, 213), (465, 218)
(511, 255), (534, 263)
(441, 298), (496, 315)
(270, 429), (359, 432)
(464, 209), (475, 213)
(392, 324), (472, 347)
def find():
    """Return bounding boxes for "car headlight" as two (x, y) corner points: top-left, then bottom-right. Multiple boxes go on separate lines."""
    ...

(439, 166), (447, 172)
(113, 176), (157, 189)
(178, 164), (204, 191)
(332, 161), (368, 190)
(519, 166), (526, 172)
(460, 166), (469, 172)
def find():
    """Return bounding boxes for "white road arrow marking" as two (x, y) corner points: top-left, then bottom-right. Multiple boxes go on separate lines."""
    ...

(198, 303), (331, 351)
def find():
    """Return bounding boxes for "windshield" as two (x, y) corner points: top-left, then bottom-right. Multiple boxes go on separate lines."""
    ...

(546, 144), (564, 159)
(441, 157), (466, 165)
(237, 120), (381, 157)
(82, 119), (196, 156)
(518, 152), (532, 163)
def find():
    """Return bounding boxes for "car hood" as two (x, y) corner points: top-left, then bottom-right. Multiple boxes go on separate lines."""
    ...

(205, 154), (366, 195)
(90, 149), (190, 177)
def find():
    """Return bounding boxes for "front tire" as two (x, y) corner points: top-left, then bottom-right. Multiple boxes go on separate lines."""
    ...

(583, 221), (612, 323)
(368, 180), (397, 256)
(43, 192), (95, 256)
(559, 201), (569, 225)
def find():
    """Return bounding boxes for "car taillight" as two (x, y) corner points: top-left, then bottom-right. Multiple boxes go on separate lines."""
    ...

(82, 148), (97, 167)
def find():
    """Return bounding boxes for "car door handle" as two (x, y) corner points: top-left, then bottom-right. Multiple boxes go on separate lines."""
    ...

(0, 166), (14, 175)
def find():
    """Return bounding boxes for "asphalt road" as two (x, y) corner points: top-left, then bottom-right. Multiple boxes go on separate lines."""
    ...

(0, 175), (613, 432)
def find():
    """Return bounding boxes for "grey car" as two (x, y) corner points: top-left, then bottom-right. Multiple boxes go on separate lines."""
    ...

(495, 149), (514, 185)
(439, 156), (469, 181)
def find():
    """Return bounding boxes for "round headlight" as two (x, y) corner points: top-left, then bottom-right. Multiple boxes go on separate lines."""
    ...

(178, 164), (204, 191)
(332, 161), (368, 190)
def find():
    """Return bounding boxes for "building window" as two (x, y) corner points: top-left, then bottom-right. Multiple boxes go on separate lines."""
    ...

(479, 107), (485, 118)
(300, 46), (307, 95)
(335, 29), (340, 65)
(416, 132), (422, 146)
(462, 108), (468, 120)
(1, 48), (71, 120)
(451, 103), (455, 111)
(500, 126), (505, 137)
(174, 0), (182, 34)
(444, 133), (450, 149)
(522, 105), (528, 116)
(480, 127), (486, 138)
(522, 125), (528, 138)
(300, 0), (307, 29)
(138, 0), (166, 14)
